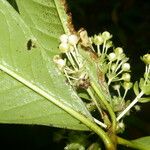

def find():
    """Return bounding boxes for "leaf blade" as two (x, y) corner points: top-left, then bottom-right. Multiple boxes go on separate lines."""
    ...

(0, 0), (92, 130)
(131, 136), (150, 150)
(16, 0), (70, 52)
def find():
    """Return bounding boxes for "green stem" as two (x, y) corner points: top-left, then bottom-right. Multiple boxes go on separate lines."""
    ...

(97, 45), (101, 56)
(66, 52), (77, 70)
(0, 64), (115, 150)
(87, 88), (103, 118)
(102, 40), (106, 54)
(144, 64), (150, 85)
(91, 81), (117, 133)
(117, 136), (145, 150)
(117, 91), (144, 121)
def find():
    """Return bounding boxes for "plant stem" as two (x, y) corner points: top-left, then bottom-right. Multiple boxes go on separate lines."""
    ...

(144, 64), (150, 85)
(66, 52), (77, 70)
(117, 91), (144, 121)
(93, 117), (107, 128)
(91, 81), (117, 133)
(0, 64), (116, 150)
(87, 88), (103, 118)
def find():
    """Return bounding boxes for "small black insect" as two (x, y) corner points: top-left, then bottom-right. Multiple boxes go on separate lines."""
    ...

(27, 39), (37, 50)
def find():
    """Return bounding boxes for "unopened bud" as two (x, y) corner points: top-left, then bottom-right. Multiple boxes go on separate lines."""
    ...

(102, 31), (112, 40)
(59, 42), (70, 53)
(122, 63), (130, 71)
(123, 82), (133, 90)
(108, 52), (117, 61)
(59, 34), (68, 43)
(141, 53), (150, 65)
(122, 73), (131, 82)
(114, 47), (123, 55)
(93, 35), (104, 45)
(68, 34), (79, 46)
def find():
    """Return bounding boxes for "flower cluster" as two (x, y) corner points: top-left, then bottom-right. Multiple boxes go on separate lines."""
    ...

(90, 31), (113, 56)
(54, 30), (149, 128)
(54, 34), (90, 89)
(54, 31), (133, 112)
(87, 31), (132, 108)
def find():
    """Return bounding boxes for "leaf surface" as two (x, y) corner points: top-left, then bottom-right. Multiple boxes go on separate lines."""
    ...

(0, 0), (92, 130)
(131, 136), (150, 150)
(16, 0), (70, 53)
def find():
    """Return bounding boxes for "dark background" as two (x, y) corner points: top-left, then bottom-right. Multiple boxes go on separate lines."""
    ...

(1, 0), (150, 149)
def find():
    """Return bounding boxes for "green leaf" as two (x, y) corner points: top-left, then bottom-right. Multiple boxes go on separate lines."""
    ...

(133, 81), (140, 96)
(0, 0), (92, 130)
(16, 0), (70, 52)
(139, 97), (150, 103)
(78, 90), (91, 101)
(141, 84), (150, 95)
(139, 78), (150, 95)
(131, 136), (150, 150)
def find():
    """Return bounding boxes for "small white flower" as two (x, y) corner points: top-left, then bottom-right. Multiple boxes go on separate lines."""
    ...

(108, 52), (116, 61)
(141, 53), (150, 65)
(68, 34), (79, 46)
(59, 34), (68, 43)
(134, 105), (141, 111)
(57, 59), (66, 67)
(59, 42), (70, 53)
(106, 41), (113, 49)
(122, 73), (131, 82)
(93, 35), (103, 45)
(113, 84), (121, 90)
(53, 55), (66, 70)
(118, 122), (125, 129)
(123, 82), (133, 90)
(102, 31), (112, 40)
(122, 63), (130, 71)
(111, 63), (117, 72)
(114, 47), (123, 55)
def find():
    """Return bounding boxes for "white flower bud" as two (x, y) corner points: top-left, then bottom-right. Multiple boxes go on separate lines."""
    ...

(118, 122), (125, 129)
(53, 55), (66, 70)
(134, 105), (141, 111)
(123, 82), (133, 90)
(111, 63), (117, 72)
(122, 73), (131, 82)
(93, 35), (103, 45)
(102, 31), (112, 40)
(141, 53), (150, 65)
(116, 121), (125, 133)
(108, 52), (116, 61)
(113, 84), (121, 90)
(106, 41), (113, 49)
(59, 42), (70, 53)
(122, 63), (130, 71)
(68, 34), (79, 45)
(114, 47), (123, 55)
(59, 34), (68, 43)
